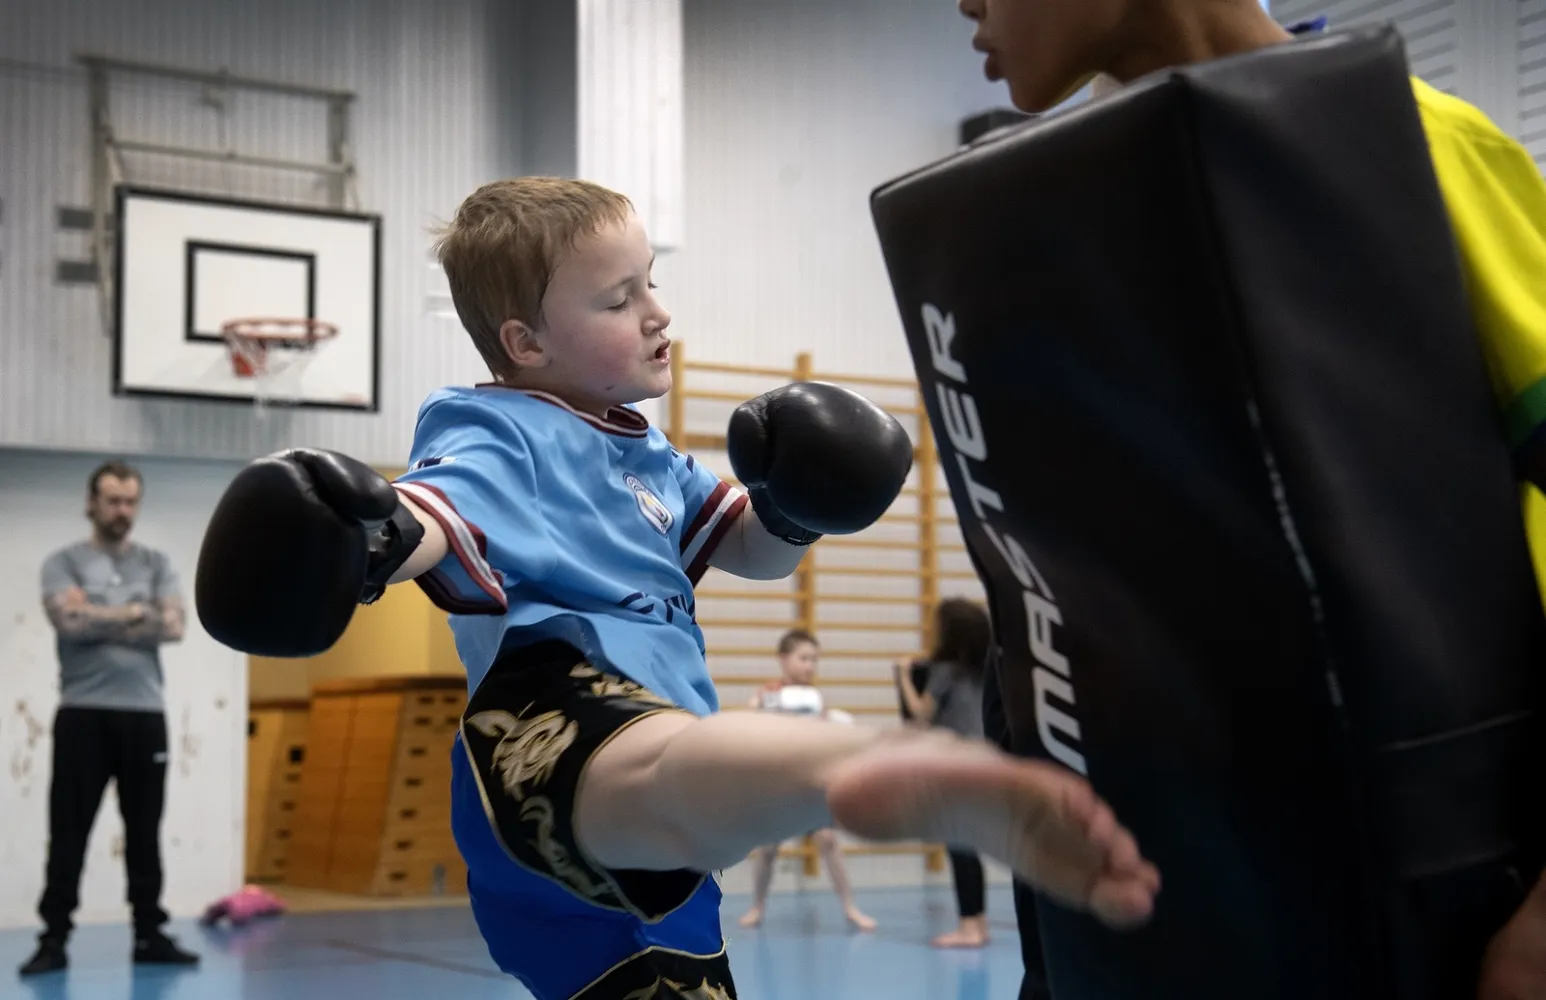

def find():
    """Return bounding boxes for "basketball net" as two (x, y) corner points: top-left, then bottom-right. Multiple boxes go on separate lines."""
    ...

(221, 318), (338, 416)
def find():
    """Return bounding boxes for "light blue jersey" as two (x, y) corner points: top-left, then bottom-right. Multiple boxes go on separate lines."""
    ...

(393, 386), (747, 715)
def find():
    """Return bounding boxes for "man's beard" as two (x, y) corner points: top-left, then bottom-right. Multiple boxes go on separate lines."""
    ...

(98, 518), (132, 540)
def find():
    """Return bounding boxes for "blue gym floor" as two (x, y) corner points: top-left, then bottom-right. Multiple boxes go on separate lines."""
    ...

(4, 886), (1023, 1000)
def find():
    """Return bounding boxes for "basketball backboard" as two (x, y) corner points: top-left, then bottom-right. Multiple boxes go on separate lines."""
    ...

(113, 186), (381, 411)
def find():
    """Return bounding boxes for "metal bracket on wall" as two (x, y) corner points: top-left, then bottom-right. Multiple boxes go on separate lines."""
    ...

(77, 52), (359, 338)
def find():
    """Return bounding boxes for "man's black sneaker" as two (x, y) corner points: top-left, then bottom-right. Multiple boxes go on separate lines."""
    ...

(18, 938), (67, 977)
(132, 931), (199, 966)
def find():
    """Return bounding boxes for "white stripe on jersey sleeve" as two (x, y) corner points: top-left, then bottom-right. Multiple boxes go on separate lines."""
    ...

(393, 481), (506, 610)
(680, 482), (748, 580)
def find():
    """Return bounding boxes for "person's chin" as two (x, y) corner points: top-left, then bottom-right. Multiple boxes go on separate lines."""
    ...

(1005, 68), (1092, 115)
(611, 382), (670, 410)
(640, 371), (673, 400)
(1007, 80), (1059, 115)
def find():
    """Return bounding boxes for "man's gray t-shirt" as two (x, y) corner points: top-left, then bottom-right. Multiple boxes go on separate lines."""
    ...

(41, 541), (179, 713)
(926, 660), (986, 740)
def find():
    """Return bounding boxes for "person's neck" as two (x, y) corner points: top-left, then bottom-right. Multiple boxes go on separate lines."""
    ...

(91, 532), (131, 556)
(496, 375), (617, 419)
(1108, 2), (1294, 84)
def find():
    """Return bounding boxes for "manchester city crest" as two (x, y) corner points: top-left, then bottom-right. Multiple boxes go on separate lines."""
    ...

(625, 473), (674, 535)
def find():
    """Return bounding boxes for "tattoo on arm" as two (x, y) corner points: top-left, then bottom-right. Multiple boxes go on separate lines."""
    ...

(44, 588), (151, 643)
(116, 597), (185, 647)
(155, 596), (187, 643)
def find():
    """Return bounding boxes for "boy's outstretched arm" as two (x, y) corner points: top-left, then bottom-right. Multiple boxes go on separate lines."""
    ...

(388, 498), (450, 583)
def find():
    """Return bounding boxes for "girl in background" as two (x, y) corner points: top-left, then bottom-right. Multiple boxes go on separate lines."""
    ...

(737, 629), (877, 932)
(894, 598), (994, 948)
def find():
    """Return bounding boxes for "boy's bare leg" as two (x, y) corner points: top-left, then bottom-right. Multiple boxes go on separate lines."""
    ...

(573, 713), (1159, 928)
(813, 830), (876, 931)
(737, 846), (777, 928)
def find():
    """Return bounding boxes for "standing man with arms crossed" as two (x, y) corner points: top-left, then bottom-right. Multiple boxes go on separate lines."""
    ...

(19, 461), (199, 978)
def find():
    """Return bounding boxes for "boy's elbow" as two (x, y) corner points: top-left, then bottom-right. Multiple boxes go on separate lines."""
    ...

(738, 557), (803, 582)
(748, 534), (811, 581)
(739, 559), (799, 582)
(705, 516), (806, 580)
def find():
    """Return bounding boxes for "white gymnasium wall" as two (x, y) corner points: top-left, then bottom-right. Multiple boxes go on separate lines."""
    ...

(1519, 0), (1546, 164)
(664, 0), (1001, 894)
(657, 0), (1004, 380)
(0, 0), (515, 467)
(0, 448), (246, 930)
(666, 0), (999, 679)
(1271, 0), (1527, 141)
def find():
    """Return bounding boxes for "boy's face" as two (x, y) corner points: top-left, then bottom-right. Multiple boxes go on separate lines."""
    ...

(958, 0), (1130, 113)
(509, 211), (672, 414)
(781, 641), (819, 685)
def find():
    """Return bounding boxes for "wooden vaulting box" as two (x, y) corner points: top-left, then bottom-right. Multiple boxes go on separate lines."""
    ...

(246, 698), (311, 882)
(285, 675), (469, 896)
(247, 500), (471, 895)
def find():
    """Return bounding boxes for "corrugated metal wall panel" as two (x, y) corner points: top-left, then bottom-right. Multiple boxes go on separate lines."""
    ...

(1176, 2), (1532, 164)
(0, 0), (509, 466)
(1521, 0), (1546, 164)
(1270, 0), (1460, 87)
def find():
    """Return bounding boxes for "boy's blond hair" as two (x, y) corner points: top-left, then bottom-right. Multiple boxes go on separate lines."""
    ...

(433, 177), (634, 378)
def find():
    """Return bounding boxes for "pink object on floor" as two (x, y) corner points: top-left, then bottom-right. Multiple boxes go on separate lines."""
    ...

(201, 885), (288, 927)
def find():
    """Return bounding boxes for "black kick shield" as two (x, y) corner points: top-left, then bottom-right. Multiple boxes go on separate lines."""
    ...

(872, 27), (1546, 1000)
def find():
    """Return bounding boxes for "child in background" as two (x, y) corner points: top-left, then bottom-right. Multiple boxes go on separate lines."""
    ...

(895, 599), (994, 949)
(738, 629), (877, 932)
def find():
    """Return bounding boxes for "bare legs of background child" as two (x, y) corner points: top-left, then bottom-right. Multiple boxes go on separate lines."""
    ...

(737, 830), (877, 931)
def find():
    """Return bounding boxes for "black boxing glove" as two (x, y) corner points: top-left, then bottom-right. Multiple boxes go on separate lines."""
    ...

(727, 382), (914, 545)
(195, 449), (424, 657)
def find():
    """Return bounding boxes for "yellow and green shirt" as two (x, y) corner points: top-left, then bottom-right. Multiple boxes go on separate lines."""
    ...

(1414, 79), (1546, 596)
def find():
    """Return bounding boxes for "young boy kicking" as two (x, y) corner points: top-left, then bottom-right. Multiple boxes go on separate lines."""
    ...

(952, 2), (1546, 997)
(195, 177), (1160, 999)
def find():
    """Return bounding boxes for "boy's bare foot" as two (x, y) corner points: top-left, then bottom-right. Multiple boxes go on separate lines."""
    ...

(933, 916), (989, 949)
(824, 733), (1159, 929)
(845, 905), (877, 932)
(737, 906), (765, 929)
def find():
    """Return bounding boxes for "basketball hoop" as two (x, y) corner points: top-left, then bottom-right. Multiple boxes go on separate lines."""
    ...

(221, 317), (339, 413)
(222, 317), (338, 378)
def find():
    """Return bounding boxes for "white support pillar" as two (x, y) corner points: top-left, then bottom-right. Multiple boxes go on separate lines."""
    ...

(575, 0), (687, 252)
